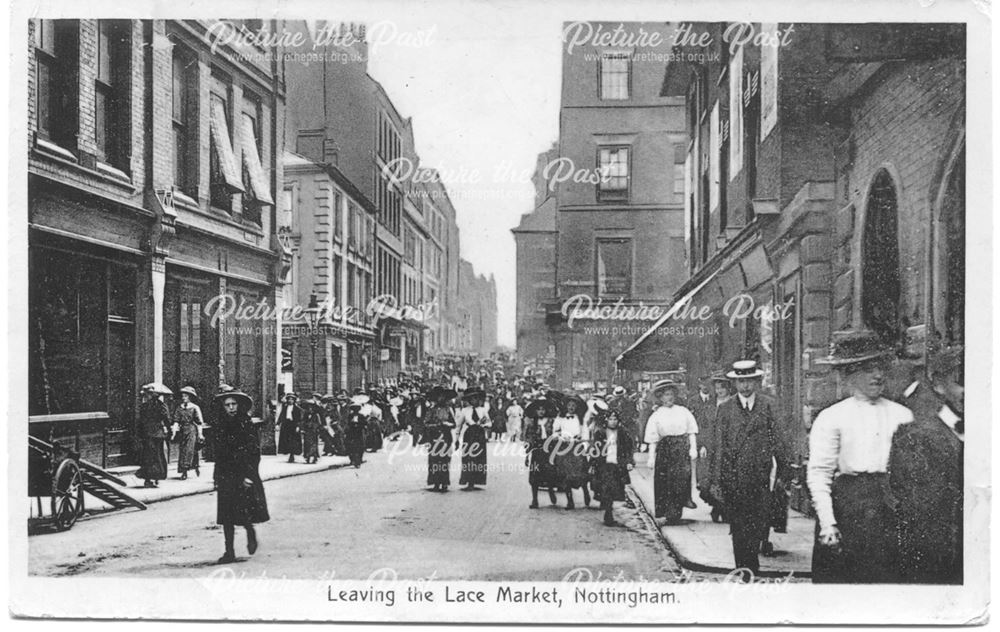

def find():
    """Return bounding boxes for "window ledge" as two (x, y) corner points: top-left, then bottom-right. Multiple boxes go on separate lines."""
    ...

(33, 139), (137, 192)
(173, 190), (200, 212)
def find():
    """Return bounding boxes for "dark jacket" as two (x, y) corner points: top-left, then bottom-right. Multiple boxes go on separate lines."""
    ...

(890, 383), (963, 584)
(277, 403), (302, 454)
(589, 427), (636, 474)
(213, 412), (269, 525)
(138, 399), (170, 439)
(715, 394), (788, 517)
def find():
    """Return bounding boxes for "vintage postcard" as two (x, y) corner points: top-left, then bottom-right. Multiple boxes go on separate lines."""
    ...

(7, 0), (990, 624)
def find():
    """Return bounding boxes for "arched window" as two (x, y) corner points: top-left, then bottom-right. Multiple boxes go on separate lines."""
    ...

(938, 147), (965, 348)
(861, 169), (901, 343)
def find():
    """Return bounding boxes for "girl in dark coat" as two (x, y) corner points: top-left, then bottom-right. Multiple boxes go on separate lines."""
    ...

(458, 390), (489, 490)
(137, 385), (170, 487)
(212, 390), (269, 564)
(590, 410), (635, 526)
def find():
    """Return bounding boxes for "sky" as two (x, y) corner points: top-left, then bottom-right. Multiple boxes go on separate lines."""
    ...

(362, 2), (567, 348)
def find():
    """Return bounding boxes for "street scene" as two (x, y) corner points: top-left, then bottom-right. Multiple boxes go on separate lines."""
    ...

(19, 10), (978, 622)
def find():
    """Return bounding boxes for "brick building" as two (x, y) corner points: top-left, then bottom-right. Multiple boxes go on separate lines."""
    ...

(283, 21), (495, 383)
(28, 19), (287, 466)
(512, 144), (559, 379)
(618, 23), (965, 510)
(546, 22), (689, 390)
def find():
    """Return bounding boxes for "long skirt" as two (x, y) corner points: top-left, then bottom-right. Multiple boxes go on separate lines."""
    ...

(527, 445), (560, 488)
(460, 425), (488, 486)
(553, 438), (589, 488)
(812, 474), (900, 583)
(594, 460), (630, 503)
(427, 432), (453, 485)
(177, 424), (200, 472)
(366, 419), (383, 452)
(507, 417), (522, 439)
(278, 420), (301, 455)
(345, 425), (366, 467)
(653, 435), (691, 520)
(137, 437), (167, 480)
(302, 427), (320, 459)
(216, 472), (270, 525)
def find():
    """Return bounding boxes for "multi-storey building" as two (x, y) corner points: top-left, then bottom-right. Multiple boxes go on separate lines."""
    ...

(545, 22), (688, 390)
(283, 20), (495, 384)
(512, 144), (559, 379)
(28, 19), (287, 467)
(281, 151), (377, 394)
(618, 22), (965, 511)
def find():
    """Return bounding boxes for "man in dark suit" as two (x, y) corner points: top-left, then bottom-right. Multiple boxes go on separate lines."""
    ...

(714, 360), (787, 582)
(891, 347), (964, 584)
(688, 375), (719, 519)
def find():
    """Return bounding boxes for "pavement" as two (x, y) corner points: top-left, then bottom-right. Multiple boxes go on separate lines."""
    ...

(84, 453), (353, 512)
(627, 454), (814, 579)
(30, 436), (712, 582)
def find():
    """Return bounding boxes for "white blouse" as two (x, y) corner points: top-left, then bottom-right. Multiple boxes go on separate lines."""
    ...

(552, 415), (584, 439)
(643, 405), (699, 443)
(807, 395), (914, 530)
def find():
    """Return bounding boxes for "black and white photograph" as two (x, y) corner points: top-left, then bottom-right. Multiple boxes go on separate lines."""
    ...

(7, 0), (991, 624)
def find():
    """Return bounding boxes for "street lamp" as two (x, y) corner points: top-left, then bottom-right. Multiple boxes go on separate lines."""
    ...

(305, 293), (322, 393)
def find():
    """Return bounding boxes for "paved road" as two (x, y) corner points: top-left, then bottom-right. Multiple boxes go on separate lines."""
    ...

(30, 436), (696, 581)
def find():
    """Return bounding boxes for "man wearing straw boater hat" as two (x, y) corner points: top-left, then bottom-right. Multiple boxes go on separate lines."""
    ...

(807, 331), (913, 583)
(715, 359), (788, 581)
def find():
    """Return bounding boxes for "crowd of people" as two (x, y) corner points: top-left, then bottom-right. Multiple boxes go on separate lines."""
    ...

(133, 334), (963, 579)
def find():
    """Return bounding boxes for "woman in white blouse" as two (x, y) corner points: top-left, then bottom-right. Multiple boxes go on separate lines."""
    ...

(644, 379), (699, 525)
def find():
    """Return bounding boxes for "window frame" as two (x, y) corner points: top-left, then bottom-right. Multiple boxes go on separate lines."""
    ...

(594, 236), (634, 298)
(595, 145), (631, 203)
(598, 51), (631, 101)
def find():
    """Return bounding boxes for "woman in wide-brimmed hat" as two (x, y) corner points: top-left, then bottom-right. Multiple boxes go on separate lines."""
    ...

(424, 386), (457, 491)
(173, 386), (204, 480)
(277, 392), (303, 463)
(550, 395), (591, 509)
(643, 378), (699, 525)
(523, 394), (562, 509)
(299, 394), (324, 464)
(456, 388), (489, 490)
(212, 389), (269, 564)
(137, 383), (171, 488)
(589, 409), (636, 526)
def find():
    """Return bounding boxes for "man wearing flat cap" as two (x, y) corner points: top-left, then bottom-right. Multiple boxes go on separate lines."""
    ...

(807, 332), (914, 583)
(715, 359), (788, 581)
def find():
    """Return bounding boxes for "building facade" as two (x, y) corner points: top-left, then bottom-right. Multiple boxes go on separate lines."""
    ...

(28, 19), (287, 467)
(281, 151), (377, 395)
(619, 22), (965, 511)
(546, 22), (688, 391)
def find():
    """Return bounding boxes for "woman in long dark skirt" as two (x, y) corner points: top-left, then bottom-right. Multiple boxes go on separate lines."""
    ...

(300, 398), (323, 464)
(425, 387), (457, 492)
(458, 389), (489, 490)
(276, 392), (302, 463)
(344, 398), (368, 468)
(524, 398), (561, 508)
(643, 380), (699, 525)
(212, 389), (269, 563)
(173, 386), (204, 479)
(137, 384), (170, 488)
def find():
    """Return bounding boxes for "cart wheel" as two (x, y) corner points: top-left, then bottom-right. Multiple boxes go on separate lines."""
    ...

(51, 459), (83, 531)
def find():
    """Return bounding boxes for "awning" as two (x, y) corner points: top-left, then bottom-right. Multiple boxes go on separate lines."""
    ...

(209, 97), (245, 194)
(615, 272), (719, 371)
(239, 113), (274, 205)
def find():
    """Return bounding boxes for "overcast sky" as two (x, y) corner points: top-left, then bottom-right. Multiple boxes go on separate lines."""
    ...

(364, 2), (567, 348)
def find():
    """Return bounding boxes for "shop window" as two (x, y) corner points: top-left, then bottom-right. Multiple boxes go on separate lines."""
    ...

(596, 237), (632, 297)
(34, 19), (79, 150)
(861, 169), (902, 343)
(29, 249), (108, 415)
